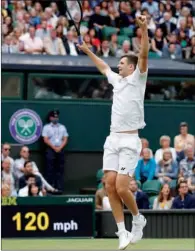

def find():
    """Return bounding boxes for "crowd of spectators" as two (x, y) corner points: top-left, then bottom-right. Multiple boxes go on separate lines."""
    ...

(2, 0), (195, 59)
(1, 119), (195, 209)
(96, 121), (195, 210)
(1, 144), (58, 197)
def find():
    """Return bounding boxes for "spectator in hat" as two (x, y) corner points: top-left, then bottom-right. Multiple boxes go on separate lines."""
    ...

(174, 122), (195, 154)
(42, 110), (69, 191)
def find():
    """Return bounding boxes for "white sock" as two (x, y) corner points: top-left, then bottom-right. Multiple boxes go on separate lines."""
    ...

(133, 213), (140, 221)
(117, 222), (126, 232)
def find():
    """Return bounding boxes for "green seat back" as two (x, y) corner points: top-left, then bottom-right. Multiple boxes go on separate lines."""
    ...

(81, 21), (88, 27)
(142, 180), (161, 195)
(120, 27), (134, 37)
(117, 35), (130, 46)
(102, 26), (118, 39)
(96, 169), (104, 183)
(97, 182), (103, 190)
(148, 51), (161, 58)
(149, 195), (157, 209)
(169, 179), (177, 188)
(136, 180), (142, 189)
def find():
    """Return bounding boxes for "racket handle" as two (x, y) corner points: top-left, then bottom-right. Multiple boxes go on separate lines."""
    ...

(78, 36), (83, 45)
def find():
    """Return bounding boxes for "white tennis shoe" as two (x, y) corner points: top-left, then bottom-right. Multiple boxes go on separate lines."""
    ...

(116, 230), (133, 250)
(130, 214), (147, 244)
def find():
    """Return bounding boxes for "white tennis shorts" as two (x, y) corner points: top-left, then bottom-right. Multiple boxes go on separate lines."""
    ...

(103, 132), (142, 176)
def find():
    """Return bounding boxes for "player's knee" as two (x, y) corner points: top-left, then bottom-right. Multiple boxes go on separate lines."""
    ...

(116, 185), (128, 197)
(105, 180), (116, 195)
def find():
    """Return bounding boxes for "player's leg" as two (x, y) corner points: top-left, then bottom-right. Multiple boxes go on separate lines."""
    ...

(116, 174), (139, 215)
(104, 171), (124, 222)
(103, 138), (133, 250)
(116, 135), (146, 244)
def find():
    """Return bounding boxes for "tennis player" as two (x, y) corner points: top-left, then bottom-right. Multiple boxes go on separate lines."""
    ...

(78, 15), (149, 250)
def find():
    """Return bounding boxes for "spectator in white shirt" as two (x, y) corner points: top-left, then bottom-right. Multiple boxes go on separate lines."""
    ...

(14, 146), (56, 193)
(1, 143), (14, 172)
(2, 159), (17, 196)
(155, 135), (177, 163)
(43, 28), (66, 55)
(23, 25), (43, 54)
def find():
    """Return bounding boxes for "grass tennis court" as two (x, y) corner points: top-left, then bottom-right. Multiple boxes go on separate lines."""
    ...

(2, 238), (195, 250)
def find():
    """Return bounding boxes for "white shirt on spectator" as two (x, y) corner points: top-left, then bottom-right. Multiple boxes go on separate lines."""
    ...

(105, 65), (147, 132)
(2, 44), (19, 54)
(68, 41), (78, 56)
(48, 15), (58, 28)
(18, 185), (43, 197)
(35, 29), (50, 40)
(1, 155), (15, 173)
(155, 148), (177, 163)
(19, 33), (30, 42)
(159, 17), (177, 25)
(14, 157), (38, 179)
(102, 196), (112, 210)
(14, 157), (54, 191)
(24, 36), (43, 54)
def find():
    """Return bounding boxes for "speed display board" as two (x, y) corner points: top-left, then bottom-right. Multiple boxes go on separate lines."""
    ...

(2, 196), (95, 238)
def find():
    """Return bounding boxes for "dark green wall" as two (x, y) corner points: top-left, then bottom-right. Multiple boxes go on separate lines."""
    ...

(2, 100), (195, 152)
(2, 100), (195, 194)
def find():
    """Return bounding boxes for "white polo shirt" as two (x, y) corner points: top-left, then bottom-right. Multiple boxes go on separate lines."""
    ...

(106, 65), (148, 132)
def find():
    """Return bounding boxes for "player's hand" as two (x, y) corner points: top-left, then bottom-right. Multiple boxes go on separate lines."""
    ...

(136, 15), (147, 30)
(77, 41), (90, 54)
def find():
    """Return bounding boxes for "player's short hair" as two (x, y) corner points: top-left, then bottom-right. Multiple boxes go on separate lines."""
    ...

(120, 55), (138, 69)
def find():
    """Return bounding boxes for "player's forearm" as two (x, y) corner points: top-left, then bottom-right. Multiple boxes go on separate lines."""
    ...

(85, 48), (110, 75)
(140, 28), (149, 58)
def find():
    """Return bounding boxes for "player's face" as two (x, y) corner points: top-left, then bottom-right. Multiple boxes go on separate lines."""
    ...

(117, 57), (134, 77)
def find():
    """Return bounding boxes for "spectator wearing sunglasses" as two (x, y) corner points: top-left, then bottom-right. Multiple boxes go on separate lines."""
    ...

(1, 143), (14, 173)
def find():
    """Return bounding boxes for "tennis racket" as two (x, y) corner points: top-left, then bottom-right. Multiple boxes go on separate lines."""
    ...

(64, 0), (83, 44)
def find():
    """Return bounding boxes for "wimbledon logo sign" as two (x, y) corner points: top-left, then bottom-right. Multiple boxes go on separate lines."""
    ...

(9, 109), (43, 145)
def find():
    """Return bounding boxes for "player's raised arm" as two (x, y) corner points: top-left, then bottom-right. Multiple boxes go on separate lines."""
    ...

(136, 15), (149, 73)
(77, 42), (110, 76)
